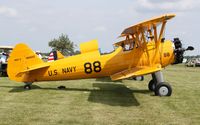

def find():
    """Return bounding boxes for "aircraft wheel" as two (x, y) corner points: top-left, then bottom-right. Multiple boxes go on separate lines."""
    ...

(24, 85), (31, 90)
(155, 82), (172, 96)
(148, 80), (156, 91)
(58, 86), (66, 89)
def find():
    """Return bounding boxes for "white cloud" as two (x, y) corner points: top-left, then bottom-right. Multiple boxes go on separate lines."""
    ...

(0, 6), (17, 17)
(137, 0), (199, 11)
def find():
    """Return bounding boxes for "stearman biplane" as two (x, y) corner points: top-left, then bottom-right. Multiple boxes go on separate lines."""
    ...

(7, 14), (194, 96)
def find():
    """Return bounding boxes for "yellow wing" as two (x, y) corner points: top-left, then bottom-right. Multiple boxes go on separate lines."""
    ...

(120, 14), (175, 36)
(114, 14), (175, 51)
(110, 64), (162, 81)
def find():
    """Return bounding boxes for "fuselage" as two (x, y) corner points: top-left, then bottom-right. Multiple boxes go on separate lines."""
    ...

(25, 40), (175, 82)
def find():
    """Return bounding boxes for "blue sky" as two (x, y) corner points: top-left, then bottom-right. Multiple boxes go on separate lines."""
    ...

(0, 0), (199, 55)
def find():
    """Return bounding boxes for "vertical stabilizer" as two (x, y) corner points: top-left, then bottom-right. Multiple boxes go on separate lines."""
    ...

(7, 43), (43, 82)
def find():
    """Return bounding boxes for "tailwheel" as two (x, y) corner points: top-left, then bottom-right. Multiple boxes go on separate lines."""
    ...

(24, 82), (32, 90)
(24, 85), (31, 90)
(155, 82), (172, 96)
(58, 86), (66, 89)
(148, 80), (156, 91)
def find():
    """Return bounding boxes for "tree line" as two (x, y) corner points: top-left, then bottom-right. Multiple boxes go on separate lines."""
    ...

(48, 34), (80, 56)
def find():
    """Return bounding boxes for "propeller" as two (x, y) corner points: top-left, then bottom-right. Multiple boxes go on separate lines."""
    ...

(173, 38), (194, 64)
(186, 46), (194, 51)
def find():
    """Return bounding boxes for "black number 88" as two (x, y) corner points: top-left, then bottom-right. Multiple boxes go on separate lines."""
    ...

(84, 61), (101, 74)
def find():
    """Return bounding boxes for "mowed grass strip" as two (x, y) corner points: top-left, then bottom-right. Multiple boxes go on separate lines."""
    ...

(0, 65), (200, 125)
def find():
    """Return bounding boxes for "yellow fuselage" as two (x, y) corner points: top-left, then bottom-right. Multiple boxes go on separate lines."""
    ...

(24, 40), (174, 82)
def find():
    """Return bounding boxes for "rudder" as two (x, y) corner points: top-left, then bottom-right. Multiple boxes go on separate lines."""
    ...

(7, 43), (43, 82)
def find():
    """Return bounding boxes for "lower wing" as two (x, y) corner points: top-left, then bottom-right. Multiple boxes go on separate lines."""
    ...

(110, 64), (162, 81)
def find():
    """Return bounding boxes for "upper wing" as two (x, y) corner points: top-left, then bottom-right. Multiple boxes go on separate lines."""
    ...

(110, 64), (162, 81)
(120, 14), (175, 36)
(114, 14), (175, 48)
(16, 63), (50, 77)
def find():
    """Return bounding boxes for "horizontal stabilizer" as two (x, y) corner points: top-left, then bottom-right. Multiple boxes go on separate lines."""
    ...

(16, 63), (50, 77)
(111, 65), (162, 81)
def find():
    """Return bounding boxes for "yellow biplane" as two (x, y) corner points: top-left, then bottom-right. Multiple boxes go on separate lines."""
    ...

(7, 14), (193, 96)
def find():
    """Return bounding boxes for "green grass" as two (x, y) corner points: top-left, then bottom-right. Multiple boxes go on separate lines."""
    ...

(0, 65), (200, 125)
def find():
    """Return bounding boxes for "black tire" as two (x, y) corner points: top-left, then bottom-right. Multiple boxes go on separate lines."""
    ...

(148, 80), (156, 91)
(155, 82), (172, 96)
(58, 86), (66, 89)
(24, 85), (31, 90)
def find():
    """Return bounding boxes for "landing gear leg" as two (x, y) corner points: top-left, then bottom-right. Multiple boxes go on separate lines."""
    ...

(148, 71), (172, 96)
(24, 82), (32, 90)
(148, 73), (157, 91)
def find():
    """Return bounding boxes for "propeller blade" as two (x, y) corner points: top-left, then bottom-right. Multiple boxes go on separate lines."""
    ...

(186, 46), (194, 51)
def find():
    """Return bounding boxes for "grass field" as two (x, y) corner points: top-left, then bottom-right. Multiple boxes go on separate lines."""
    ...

(0, 65), (200, 125)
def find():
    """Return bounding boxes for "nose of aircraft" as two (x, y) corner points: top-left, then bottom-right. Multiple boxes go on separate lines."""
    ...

(173, 38), (194, 64)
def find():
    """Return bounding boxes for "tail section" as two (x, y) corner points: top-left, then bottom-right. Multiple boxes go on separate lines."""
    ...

(7, 43), (44, 82)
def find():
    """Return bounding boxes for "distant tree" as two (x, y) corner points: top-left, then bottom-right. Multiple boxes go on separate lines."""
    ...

(48, 34), (76, 56)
